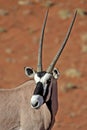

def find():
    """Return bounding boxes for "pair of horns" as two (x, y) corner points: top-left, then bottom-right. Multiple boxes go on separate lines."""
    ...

(37, 9), (77, 73)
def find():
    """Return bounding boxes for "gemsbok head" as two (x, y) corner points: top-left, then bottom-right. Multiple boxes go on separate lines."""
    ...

(24, 9), (77, 109)
(0, 9), (77, 130)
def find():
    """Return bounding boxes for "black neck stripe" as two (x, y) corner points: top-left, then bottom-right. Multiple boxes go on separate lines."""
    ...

(46, 87), (52, 130)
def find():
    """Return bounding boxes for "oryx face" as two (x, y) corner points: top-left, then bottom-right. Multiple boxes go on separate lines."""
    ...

(24, 9), (77, 109)
(25, 67), (59, 109)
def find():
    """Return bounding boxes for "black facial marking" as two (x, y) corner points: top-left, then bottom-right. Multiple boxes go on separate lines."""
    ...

(47, 78), (51, 84)
(34, 82), (44, 96)
(43, 79), (51, 101)
(37, 71), (46, 78)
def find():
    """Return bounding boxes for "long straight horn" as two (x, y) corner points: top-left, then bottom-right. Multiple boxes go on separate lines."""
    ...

(47, 10), (77, 73)
(37, 9), (49, 72)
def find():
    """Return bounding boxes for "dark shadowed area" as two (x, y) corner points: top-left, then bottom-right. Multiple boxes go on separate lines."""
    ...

(0, 0), (87, 130)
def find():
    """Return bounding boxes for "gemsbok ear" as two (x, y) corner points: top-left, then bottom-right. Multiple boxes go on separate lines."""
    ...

(52, 68), (60, 79)
(24, 67), (35, 78)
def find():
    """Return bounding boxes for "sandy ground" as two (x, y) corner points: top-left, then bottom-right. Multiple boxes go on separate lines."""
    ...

(0, 0), (87, 130)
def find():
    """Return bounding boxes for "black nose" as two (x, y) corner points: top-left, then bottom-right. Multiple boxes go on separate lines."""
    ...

(32, 101), (38, 108)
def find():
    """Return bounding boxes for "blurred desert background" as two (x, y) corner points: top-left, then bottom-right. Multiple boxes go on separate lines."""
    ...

(0, 0), (87, 130)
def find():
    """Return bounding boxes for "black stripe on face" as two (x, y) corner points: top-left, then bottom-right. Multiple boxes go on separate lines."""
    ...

(43, 79), (51, 101)
(34, 82), (44, 96)
(37, 71), (46, 78)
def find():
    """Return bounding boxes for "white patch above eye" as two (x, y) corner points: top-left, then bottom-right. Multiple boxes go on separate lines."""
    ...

(41, 73), (52, 84)
(34, 74), (40, 83)
(34, 73), (52, 84)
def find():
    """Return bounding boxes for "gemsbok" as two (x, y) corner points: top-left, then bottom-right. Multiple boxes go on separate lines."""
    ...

(0, 9), (77, 130)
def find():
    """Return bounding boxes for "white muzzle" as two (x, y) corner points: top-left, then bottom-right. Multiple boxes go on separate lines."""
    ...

(31, 95), (44, 109)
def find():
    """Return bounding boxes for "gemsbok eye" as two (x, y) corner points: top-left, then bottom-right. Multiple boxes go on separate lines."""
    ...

(47, 78), (51, 84)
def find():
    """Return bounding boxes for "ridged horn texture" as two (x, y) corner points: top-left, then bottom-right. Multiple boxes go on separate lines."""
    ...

(37, 9), (49, 72)
(47, 10), (77, 73)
